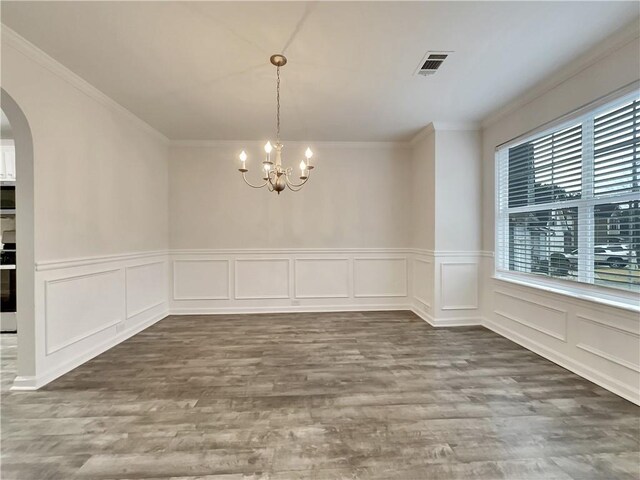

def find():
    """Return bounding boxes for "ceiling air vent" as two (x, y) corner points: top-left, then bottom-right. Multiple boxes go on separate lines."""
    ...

(416, 51), (452, 76)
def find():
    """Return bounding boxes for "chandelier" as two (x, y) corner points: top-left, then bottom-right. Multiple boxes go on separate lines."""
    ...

(237, 54), (314, 194)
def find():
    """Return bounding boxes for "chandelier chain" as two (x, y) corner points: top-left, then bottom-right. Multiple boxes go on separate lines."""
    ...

(276, 65), (281, 144)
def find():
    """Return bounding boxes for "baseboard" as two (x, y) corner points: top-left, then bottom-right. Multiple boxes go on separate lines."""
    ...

(11, 309), (169, 391)
(169, 304), (412, 315)
(483, 316), (640, 406)
(10, 375), (38, 390)
(410, 307), (482, 327)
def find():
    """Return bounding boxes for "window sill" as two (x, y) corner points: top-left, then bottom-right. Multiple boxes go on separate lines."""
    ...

(492, 273), (640, 314)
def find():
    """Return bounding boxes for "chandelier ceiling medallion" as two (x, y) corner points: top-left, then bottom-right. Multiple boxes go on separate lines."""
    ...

(237, 54), (314, 194)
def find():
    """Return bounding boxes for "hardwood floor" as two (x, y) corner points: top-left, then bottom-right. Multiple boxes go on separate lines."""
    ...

(1, 311), (639, 479)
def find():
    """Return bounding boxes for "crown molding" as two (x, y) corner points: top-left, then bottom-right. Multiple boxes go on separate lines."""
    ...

(1, 25), (170, 145)
(481, 19), (640, 129)
(431, 121), (480, 132)
(169, 139), (411, 149)
(409, 121), (479, 146)
(409, 124), (435, 146)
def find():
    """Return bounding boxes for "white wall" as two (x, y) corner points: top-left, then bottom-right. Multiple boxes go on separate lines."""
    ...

(169, 143), (411, 249)
(2, 29), (170, 389)
(168, 142), (413, 314)
(409, 125), (484, 328)
(480, 24), (640, 404)
(2, 39), (169, 261)
(410, 130), (435, 250)
(434, 129), (481, 252)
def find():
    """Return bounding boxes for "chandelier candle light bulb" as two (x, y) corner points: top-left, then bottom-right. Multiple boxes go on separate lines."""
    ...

(239, 151), (248, 172)
(305, 148), (314, 169)
(235, 54), (316, 195)
(264, 141), (273, 164)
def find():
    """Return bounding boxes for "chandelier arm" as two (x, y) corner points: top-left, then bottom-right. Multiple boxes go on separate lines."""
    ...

(285, 170), (311, 189)
(285, 182), (304, 192)
(241, 172), (269, 189)
(267, 170), (278, 190)
(285, 178), (309, 192)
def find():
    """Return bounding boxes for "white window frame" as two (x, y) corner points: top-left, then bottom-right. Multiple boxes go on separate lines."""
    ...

(494, 84), (640, 310)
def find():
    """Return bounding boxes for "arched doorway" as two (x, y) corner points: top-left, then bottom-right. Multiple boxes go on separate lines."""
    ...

(1, 89), (36, 388)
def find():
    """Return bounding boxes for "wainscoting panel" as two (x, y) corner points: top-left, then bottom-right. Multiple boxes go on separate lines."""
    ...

(440, 262), (478, 311)
(23, 245), (640, 411)
(173, 259), (229, 300)
(235, 258), (290, 300)
(169, 249), (411, 314)
(576, 314), (640, 372)
(126, 261), (166, 319)
(412, 258), (432, 308)
(44, 268), (123, 355)
(294, 258), (350, 299)
(23, 252), (170, 391)
(494, 289), (567, 342)
(353, 257), (407, 298)
(484, 263), (640, 405)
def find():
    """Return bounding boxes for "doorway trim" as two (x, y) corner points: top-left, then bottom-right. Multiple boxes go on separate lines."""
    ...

(2, 89), (37, 389)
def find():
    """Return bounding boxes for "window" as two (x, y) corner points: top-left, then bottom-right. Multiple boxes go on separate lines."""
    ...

(496, 90), (640, 294)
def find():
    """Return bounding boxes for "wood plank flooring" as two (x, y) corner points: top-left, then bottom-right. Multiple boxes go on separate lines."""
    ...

(1, 311), (639, 479)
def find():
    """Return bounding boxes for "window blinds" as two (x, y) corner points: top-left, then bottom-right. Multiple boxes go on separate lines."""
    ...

(594, 99), (640, 196)
(496, 93), (640, 293)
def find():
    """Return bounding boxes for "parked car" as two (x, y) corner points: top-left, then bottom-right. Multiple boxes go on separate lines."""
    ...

(551, 245), (631, 273)
(596, 245), (632, 269)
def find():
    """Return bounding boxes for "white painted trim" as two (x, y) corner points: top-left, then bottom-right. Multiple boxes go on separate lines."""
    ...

(410, 249), (493, 258)
(125, 261), (167, 318)
(1, 26), (169, 144)
(170, 140), (410, 149)
(233, 258), (291, 300)
(409, 122), (480, 146)
(494, 289), (568, 342)
(10, 375), (39, 391)
(575, 314), (640, 373)
(493, 274), (640, 314)
(494, 311), (566, 343)
(483, 316), (640, 406)
(432, 121), (480, 132)
(353, 257), (408, 298)
(481, 20), (640, 128)
(125, 260), (165, 272)
(35, 248), (493, 270)
(575, 313), (640, 337)
(293, 257), (350, 299)
(44, 269), (123, 355)
(410, 308), (482, 328)
(173, 247), (412, 256)
(412, 257), (432, 308)
(439, 262), (479, 310)
(172, 259), (231, 300)
(126, 301), (165, 321)
(170, 304), (412, 315)
(409, 124), (436, 146)
(12, 309), (168, 391)
(36, 250), (168, 271)
(576, 342), (640, 374)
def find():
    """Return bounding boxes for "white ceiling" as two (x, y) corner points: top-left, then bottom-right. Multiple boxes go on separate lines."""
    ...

(2, 1), (638, 141)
